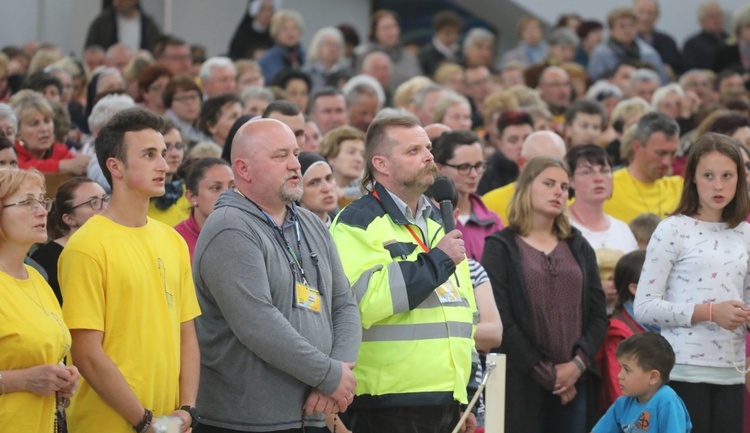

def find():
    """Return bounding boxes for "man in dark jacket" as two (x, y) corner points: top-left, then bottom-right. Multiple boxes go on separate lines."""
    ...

(633, 0), (683, 78)
(682, 2), (728, 71)
(84, 0), (161, 52)
(418, 11), (464, 77)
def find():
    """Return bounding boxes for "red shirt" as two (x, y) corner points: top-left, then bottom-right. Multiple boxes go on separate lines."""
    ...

(14, 141), (74, 173)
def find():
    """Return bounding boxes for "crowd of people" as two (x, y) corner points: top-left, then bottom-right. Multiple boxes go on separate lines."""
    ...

(1, 0), (750, 432)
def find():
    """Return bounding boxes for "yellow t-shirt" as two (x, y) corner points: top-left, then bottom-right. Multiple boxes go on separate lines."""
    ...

(148, 194), (191, 227)
(482, 182), (516, 226)
(603, 168), (683, 223)
(59, 215), (201, 433)
(0, 266), (71, 433)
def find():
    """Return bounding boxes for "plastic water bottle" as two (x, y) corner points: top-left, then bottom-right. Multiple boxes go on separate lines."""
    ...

(152, 415), (183, 433)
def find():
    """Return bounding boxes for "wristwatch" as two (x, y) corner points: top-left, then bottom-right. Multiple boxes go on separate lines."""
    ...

(178, 405), (200, 428)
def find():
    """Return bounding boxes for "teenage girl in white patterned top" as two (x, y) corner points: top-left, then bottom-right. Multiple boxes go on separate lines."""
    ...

(635, 133), (750, 433)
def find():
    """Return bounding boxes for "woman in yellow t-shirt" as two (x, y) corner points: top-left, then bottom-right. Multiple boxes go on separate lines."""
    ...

(0, 168), (79, 433)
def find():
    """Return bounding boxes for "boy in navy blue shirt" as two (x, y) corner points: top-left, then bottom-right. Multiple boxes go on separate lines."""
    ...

(592, 332), (691, 433)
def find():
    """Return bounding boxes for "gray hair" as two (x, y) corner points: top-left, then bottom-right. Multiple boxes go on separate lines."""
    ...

(585, 80), (623, 101)
(240, 85), (275, 104)
(633, 111), (679, 145)
(678, 69), (709, 87)
(105, 43), (133, 61)
(651, 83), (685, 111)
(96, 67), (125, 94)
(629, 68), (660, 93)
(463, 28), (495, 52)
(199, 57), (236, 83)
(413, 83), (447, 108)
(343, 74), (385, 108)
(547, 27), (580, 47)
(372, 108), (418, 122)
(88, 94), (135, 134)
(0, 103), (18, 133)
(306, 27), (344, 64)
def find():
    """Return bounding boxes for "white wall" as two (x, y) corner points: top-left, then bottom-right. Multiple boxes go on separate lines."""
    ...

(1, 0), (745, 59)
(513, 0), (746, 45)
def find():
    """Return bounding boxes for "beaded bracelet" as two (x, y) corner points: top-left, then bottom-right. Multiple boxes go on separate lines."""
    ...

(133, 409), (153, 433)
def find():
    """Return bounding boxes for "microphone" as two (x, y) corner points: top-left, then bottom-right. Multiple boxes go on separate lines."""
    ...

(431, 176), (456, 233)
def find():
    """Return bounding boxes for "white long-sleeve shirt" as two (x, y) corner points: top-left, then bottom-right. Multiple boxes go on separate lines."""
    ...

(635, 215), (750, 371)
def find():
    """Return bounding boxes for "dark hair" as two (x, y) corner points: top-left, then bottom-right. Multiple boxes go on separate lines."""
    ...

(605, 59), (641, 80)
(497, 110), (534, 136)
(671, 132), (750, 227)
(613, 249), (646, 311)
(432, 130), (480, 164)
(311, 86), (345, 109)
(162, 75), (202, 109)
(715, 69), (741, 92)
(137, 64), (173, 95)
(362, 113), (420, 191)
(337, 23), (361, 47)
(708, 113), (750, 136)
(564, 99), (605, 127)
(368, 10), (399, 43)
(433, 10), (464, 32)
(565, 144), (611, 174)
(95, 108), (166, 186)
(21, 71), (62, 95)
(616, 332), (675, 383)
(576, 20), (603, 39)
(262, 100), (301, 118)
(197, 94), (243, 136)
(270, 68), (312, 93)
(221, 114), (254, 163)
(152, 34), (188, 59)
(0, 134), (14, 153)
(185, 157), (230, 194)
(48, 177), (97, 238)
(555, 13), (581, 29)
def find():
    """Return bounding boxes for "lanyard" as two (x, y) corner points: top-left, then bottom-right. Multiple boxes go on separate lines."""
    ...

(373, 190), (430, 251)
(236, 189), (312, 285)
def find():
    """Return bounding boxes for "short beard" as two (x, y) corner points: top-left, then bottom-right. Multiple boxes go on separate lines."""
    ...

(280, 172), (303, 203)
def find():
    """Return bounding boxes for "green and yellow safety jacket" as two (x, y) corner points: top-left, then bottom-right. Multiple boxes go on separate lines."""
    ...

(330, 183), (477, 408)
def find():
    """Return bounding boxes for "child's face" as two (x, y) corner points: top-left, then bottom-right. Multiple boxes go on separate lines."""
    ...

(616, 355), (659, 402)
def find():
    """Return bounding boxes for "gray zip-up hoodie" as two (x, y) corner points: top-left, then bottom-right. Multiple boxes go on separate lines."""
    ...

(193, 190), (361, 431)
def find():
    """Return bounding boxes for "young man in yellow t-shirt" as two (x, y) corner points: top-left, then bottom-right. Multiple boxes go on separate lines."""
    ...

(603, 112), (683, 223)
(59, 108), (201, 433)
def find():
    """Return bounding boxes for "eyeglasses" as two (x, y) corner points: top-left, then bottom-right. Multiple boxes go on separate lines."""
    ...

(173, 94), (200, 103)
(70, 195), (110, 211)
(443, 161), (487, 175)
(574, 167), (613, 177)
(2, 198), (53, 213)
(165, 143), (186, 152)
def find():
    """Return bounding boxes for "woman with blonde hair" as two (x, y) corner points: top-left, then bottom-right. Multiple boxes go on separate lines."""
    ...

(482, 156), (607, 433)
(303, 27), (350, 94)
(10, 90), (89, 174)
(432, 91), (472, 131)
(0, 168), (79, 431)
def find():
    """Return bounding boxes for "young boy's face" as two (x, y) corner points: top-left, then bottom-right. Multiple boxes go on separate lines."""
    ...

(567, 113), (602, 147)
(119, 129), (169, 198)
(617, 355), (659, 402)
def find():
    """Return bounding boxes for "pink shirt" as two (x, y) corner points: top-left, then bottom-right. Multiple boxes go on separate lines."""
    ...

(174, 212), (200, 261)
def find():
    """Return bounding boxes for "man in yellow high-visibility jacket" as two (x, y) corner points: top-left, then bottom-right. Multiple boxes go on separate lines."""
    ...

(331, 113), (477, 433)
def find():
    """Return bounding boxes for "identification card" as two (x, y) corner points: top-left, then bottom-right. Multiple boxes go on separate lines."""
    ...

(436, 280), (461, 304)
(295, 282), (321, 312)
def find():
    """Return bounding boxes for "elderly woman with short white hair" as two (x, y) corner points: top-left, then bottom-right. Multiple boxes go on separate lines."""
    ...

(303, 27), (351, 94)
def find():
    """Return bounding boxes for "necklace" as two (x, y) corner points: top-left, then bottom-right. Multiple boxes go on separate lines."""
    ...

(628, 168), (663, 217)
(106, 205), (122, 225)
(0, 261), (71, 363)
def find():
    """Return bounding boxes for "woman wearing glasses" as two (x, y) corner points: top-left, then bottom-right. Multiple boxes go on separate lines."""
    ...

(565, 145), (638, 312)
(32, 177), (107, 305)
(147, 120), (191, 226)
(0, 168), (79, 432)
(433, 130), (503, 261)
